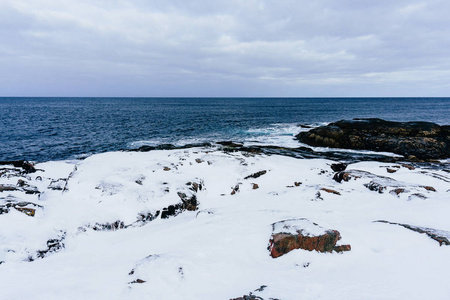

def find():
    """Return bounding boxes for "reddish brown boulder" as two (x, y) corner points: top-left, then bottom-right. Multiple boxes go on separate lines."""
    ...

(423, 186), (436, 192)
(268, 219), (351, 258)
(320, 188), (341, 195)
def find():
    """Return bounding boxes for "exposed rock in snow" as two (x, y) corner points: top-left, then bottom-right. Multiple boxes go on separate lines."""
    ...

(268, 219), (351, 258)
(330, 162), (347, 172)
(375, 220), (450, 246)
(48, 178), (68, 191)
(244, 170), (267, 180)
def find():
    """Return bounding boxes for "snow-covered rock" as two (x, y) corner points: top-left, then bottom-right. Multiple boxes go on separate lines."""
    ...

(0, 148), (449, 299)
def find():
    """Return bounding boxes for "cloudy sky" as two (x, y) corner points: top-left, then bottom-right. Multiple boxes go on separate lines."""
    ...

(1, 0), (450, 97)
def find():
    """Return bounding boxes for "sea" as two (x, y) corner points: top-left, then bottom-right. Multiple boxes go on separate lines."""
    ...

(1, 97), (449, 162)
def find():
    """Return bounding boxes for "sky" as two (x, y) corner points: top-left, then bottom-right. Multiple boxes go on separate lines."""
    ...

(1, 0), (450, 97)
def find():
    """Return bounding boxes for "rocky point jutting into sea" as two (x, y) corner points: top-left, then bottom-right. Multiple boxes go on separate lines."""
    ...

(0, 119), (449, 300)
(296, 118), (450, 160)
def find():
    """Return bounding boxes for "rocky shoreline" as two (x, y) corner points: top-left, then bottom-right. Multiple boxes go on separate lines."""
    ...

(296, 118), (450, 160)
(0, 119), (449, 299)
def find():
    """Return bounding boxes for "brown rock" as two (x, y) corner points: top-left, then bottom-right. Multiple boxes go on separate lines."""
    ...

(320, 188), (341, 195)
(390, 188), (406, 196)
(14, 207), (35, 217)
(387, 168), (397, 173)
(231, 184), (240, 195)
(163, 167), (171, 171)
(0, 184), (20, 192)
(423, 186), (436, 192)
(252, 183), (259, 190)
(268, 219), (350, 258)
(401, 164), (415, 170)
(333, 244), (352, 252)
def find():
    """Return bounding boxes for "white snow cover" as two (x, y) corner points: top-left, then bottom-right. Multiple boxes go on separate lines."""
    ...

(0, 148), (450, 300)
(271, 218), (328, 237)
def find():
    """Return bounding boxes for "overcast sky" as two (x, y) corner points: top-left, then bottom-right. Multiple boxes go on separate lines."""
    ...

(1, 0), (450, 97)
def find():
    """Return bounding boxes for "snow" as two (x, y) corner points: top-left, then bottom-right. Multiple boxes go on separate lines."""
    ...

(271, 219), (328, 236)
(0, 148), (449, 300)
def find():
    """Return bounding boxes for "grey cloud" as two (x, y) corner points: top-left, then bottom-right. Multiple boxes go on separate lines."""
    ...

(1, 0), (450, 96)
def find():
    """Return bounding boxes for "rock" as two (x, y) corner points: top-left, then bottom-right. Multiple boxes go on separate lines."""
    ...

(268, 219), (351, 258)
(244, 170), (267, 180)
(0, 161), (36, 173)
(252, 183), (259, 190)
(390, 188), (407, 196)
(217, 141), (244, 148)
(5, 180), (40, 194)
(314, 191), (323, 201)
(333, 172), (352, 183)
(231, 184), (240, 195)
(0, 184), (20, 193)
(298, 124), (313, 129)
(320, 188), (341, 195)
(14, 207), (36, 217)
(195, 158), (203, 164)
(130, 279), (146, 284)
(423, 186), (436, 192)
(163, 167), (171, 171)
(48, 178), (68, 190)
(162, 181), (203, 218)
(0, 201), (42, 217)
(375, 220), (450, 246)
(387, 168), (398, 173)
(408, 193), (427, 201)
(92, 220), (125, 231)
(230, 296), (263, 300)
(36, 232), (66, 259)
(296, 119), (450, 160)
(130, 142), (212, 152)
(330, 163), (347, 172)
(161, 204), (183, 219)
(364, 181), (387, 193)
(287, 182), (302, 188)
(401, 164), (415, 170)
(177, 192), (198, 211)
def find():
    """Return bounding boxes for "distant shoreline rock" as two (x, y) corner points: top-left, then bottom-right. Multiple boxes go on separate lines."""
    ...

(296, 118), (450, 160)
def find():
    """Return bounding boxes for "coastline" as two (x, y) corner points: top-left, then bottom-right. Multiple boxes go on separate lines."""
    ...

(1, 139), (449, 299)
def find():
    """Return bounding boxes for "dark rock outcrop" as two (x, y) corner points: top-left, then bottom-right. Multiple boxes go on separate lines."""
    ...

(36, 233), (66, 259)
(330, 162), (347, 172)
(244, 170), (267, 180)
(268, 219), (351, 258)
(48, 178), (68, 191)
(296, 119), (450, 160)
(0, 161), (36, 173)
(128, 142), (212, 152)
(375, 220), (450, 246)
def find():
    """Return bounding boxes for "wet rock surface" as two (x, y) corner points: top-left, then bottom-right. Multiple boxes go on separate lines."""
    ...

(296, 118), (450, 160)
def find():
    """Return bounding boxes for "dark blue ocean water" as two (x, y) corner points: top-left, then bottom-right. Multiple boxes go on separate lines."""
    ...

(1, 97), (449, 162)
